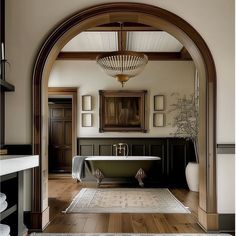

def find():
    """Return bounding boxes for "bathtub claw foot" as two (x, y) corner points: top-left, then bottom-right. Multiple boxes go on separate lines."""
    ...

(94, 168), (104, 186)
(135, 168), (146, 187)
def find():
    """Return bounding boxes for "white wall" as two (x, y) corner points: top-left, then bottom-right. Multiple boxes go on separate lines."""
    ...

(217, 154), (235, 214)
(49, 61), (195, 137)
(4, 0), (234, 213)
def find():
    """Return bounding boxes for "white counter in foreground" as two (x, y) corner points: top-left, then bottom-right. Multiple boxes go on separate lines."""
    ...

(0, 155), (39, 176)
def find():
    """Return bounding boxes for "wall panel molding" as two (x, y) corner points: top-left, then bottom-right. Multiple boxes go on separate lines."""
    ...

(219, 213), (235, 232)
(217, 144), (235, 154)
(77, 137), (195, 187)
(4, 144), (32, 155)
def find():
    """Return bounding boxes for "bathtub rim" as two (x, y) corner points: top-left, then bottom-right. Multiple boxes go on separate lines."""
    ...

(84, 156), (161, 161)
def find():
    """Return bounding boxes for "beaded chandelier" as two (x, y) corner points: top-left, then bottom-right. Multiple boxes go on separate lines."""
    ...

(96, 23), (148, 87)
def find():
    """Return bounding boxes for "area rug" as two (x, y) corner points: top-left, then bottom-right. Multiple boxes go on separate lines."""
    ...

(63, 188), (190, 213)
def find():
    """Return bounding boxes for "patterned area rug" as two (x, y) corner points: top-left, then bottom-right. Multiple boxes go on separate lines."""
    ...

(64, 188), (190, 213)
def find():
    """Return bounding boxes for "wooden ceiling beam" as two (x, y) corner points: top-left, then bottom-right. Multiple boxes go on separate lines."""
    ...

(57, 52), (192, 61)
(118, 28), (127, 51)
(180, 47), (192, 60)
(87, 26), (161, 31)
(86, 22), (161, 31)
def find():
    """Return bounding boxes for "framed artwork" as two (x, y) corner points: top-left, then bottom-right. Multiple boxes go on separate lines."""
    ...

(82, 95), (92, 111)
(154, 95), (164, 111)
(99, 90), (147, 132)
(153, 113), (165, 127)
(82, 113), (92, 127)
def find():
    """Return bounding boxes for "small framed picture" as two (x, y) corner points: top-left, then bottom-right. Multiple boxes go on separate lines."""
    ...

(82, 95), (92, 111)
(82, 113), (92, 127)
(153, 113), (165, 127)
(154, 95), (164, 111)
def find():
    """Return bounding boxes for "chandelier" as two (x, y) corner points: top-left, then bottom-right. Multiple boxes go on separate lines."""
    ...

(96, 23), (148, 87)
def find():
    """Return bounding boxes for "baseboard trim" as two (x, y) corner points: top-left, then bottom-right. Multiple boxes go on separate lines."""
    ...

(219, 213), (235, 232)
(198, 206), (219, 231)
(24, 207), (50, 232)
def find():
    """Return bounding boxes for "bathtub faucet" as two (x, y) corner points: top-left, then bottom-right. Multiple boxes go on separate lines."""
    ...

(113, 143), (129, 156)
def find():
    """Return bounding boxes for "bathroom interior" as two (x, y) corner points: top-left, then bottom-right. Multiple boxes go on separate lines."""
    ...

(0, 1), (234, 235)
(44, 20), (200, 233)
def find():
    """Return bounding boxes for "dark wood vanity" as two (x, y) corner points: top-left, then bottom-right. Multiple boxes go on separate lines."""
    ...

(0, 155), (39, 236)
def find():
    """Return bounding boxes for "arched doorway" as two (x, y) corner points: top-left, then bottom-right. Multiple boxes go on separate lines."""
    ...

(32, 2), (217, 231)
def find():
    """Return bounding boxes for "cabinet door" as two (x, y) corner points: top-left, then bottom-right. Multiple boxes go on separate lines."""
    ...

(168, 139), (191, 187)
(49, 104), (72, 173)
(148, 140), (166, 183)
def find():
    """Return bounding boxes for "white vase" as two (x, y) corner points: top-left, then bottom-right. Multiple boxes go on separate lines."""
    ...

(185, 162), (199, 192)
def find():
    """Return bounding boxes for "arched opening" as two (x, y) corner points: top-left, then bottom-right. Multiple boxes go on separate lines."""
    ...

(32, 3), (217, 231)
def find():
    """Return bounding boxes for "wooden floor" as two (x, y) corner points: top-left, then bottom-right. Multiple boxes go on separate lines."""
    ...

(44, 178), (203, 233)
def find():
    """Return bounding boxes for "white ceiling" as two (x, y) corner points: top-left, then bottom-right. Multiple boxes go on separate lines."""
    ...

(62, 31), (183, 52)
(127, 32), (182, 52)
(62, 32), (118, 52)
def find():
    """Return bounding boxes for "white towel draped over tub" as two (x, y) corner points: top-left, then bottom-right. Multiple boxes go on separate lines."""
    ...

(72, 156), (87, 182)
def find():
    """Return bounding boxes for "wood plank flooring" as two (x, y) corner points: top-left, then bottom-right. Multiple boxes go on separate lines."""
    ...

(44, 178), (203, 233)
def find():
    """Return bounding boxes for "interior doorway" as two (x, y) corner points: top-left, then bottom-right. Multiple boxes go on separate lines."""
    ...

(48, 98), (72, 173)
(48, 87), (78, 174)
(31, 3), (217, 231)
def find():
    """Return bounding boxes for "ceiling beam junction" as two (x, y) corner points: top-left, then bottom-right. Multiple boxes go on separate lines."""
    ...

(57, 51), (192, 61)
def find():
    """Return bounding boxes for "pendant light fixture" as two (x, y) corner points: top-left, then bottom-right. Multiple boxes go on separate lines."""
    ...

(96, 23), (148, 87)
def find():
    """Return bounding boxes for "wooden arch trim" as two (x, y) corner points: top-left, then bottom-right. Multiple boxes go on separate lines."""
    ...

(32, 2), (217, 231)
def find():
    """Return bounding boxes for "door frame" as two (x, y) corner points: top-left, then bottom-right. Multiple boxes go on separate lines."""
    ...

(48, 87), (77, 160)
(31, 2), (217, 231)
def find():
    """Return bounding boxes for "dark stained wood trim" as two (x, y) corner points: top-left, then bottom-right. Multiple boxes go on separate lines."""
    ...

(219, 213), (235, 232)
(32, 2), (217, 231)
(0, 0), (5, 147)
(57, 51), (192, 61)
(198, 207), (219, 231)
(217, 144), (235, 154)
(24, 207), (50, 232)
(118, 27), (127, 51)
(87, 22), (161, 31)
(48, 87), (77, 93)
(180, 47), (192, 60)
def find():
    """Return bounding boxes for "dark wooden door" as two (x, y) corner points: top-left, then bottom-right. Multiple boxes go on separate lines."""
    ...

(49, 103), (72, 173)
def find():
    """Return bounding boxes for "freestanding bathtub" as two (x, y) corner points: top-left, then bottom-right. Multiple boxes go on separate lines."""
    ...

(85, 156), (161, 187)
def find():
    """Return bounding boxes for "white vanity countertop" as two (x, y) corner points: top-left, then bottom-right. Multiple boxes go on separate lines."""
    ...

(0, 155), (39, 176)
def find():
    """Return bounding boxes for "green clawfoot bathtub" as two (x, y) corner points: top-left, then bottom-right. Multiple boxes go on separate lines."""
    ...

(85, 156), (161, 187)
